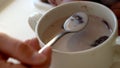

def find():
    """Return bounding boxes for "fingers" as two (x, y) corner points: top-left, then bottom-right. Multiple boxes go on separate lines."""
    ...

(25, 38), (52, 68)
(0, 33), (52, 65)
(48, 0), (58, 6)
(0, 52), (8, 60)
(48, 0), (80, 6)
(0, 60), (27, 68)
(31, 47), (52, 68)
(40, 47), (52, 68)
(15, 42), (46, 65)
(24, 38), (40, 51)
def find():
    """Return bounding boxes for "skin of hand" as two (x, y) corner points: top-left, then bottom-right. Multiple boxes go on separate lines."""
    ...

(0, 33), (52, 68)
(48, 0), (86, 6)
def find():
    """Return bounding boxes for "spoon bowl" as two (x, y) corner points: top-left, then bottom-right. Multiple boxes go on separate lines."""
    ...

(64, 12), (88, 32)
(39, 12), (88, 53)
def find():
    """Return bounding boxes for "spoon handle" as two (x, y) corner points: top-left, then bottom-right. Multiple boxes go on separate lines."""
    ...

(38, 31), (68, 53)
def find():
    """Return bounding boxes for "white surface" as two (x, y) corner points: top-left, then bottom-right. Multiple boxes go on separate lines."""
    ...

(33, 0), (53, 13)
(0, 0), (34, 40)
(0, 0), (52, 41)
(0, 0), (120, 68)
(0, 0), (52, 64)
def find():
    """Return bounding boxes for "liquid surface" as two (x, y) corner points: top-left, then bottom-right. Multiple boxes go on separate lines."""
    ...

(42, 15), (112, 52)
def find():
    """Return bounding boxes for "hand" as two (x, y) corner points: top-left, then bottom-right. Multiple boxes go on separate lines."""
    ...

(48, 0), (83, 6)
(110, 2), (120, 35)
(0, 33), (52, 68)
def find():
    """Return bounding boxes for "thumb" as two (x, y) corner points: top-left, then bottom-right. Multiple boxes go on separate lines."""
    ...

(0, 33), (51, 65)
(31, 47), (52, 68)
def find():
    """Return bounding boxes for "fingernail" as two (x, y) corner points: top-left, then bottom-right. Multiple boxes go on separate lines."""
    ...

(41, 46), (52, 56)
(32, 52), (47, 64)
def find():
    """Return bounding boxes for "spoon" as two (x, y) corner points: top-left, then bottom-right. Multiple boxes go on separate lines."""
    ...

(38, 12), (88, 53)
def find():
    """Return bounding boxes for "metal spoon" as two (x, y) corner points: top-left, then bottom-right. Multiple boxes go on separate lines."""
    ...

(38, 12), (88, 53)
